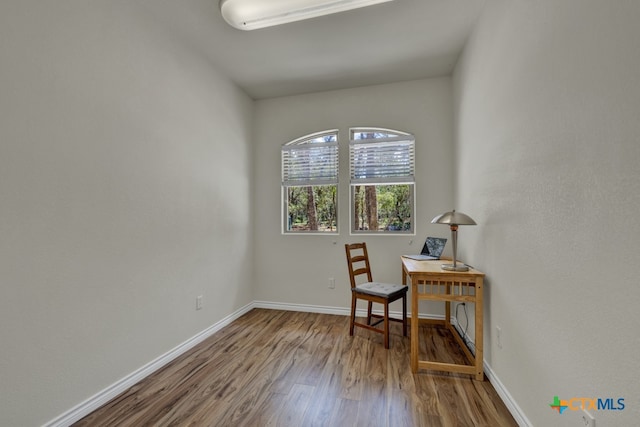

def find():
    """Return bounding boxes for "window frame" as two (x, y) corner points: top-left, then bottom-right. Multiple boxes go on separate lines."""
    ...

(281, 130), (339, 234)
(349, 127), (416, 235)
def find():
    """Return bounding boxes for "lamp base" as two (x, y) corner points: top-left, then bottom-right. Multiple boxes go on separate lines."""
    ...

(441, 263), (469, 272)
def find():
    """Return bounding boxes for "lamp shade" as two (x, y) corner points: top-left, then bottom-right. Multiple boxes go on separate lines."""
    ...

(431, 210), (476, 226)
(431, 210), (476, 271)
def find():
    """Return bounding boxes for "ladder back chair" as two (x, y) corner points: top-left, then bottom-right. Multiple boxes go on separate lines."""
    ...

(344, 242), (408, 349)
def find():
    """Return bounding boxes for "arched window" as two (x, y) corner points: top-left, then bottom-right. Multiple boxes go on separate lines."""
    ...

(349, 127), (415, 233)
(282, 130), (339, 233)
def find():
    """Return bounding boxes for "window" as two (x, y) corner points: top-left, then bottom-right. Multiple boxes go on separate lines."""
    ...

(282, 130), (339, 233)
(350, 128), (415, 234)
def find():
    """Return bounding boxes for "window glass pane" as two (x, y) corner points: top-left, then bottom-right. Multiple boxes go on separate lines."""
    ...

(352, 184), (413, 232)
(286, 185), (337, 233)
(303, 133), (337, 144)
(352, 130), (401, 140)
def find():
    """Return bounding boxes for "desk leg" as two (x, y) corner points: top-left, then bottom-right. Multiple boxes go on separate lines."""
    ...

(407, 273), (418, 373)
(445, 301), (451, 327)
(475, 277), (484, 381)
(411, 290), (418, 373)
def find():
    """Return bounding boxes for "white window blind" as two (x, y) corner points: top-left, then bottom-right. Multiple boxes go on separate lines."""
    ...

(349, 131), (415, 184)
(282, 131), (339, 187)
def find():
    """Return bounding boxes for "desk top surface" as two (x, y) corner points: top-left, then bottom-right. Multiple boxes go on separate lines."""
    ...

(401, 257), (485, 277)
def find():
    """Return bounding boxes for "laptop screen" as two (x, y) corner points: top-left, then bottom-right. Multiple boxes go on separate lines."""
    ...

(421, 237), (447, 258)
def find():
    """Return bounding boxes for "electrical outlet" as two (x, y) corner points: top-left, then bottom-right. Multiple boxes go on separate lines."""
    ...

(328, 278), (335, 289)
(196, 295), (203, 310)
(581, 408), (595, 427)
(496, 326), (503, 349)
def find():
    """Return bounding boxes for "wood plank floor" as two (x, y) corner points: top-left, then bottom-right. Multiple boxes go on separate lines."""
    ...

(74, 309), (517, 427)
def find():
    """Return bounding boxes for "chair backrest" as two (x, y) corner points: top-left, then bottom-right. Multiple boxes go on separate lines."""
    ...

(345, 243), (373, 289)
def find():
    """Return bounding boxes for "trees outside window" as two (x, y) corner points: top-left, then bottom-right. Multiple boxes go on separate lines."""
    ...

(286, 185), (337, 232)
(352, 183), (412, 231)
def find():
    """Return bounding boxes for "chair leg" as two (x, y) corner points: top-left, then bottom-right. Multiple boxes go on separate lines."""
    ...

(402, 293), (407, 337)
(349, 293), (357, 336)
(366, 301), (373, 325)
(383, 303), (390, 349)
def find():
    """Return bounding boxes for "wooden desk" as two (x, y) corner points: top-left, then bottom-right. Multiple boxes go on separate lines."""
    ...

(401, 257), (485, 380)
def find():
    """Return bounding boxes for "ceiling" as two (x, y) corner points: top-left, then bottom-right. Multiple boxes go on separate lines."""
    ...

(150, 0), (486, 100)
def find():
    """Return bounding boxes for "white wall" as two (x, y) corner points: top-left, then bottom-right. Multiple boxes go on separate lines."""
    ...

(453, 1), (640, 425)
(9, 0), (640, 425)
(253, 79), (455, 315)
(0, 1), (254, 425)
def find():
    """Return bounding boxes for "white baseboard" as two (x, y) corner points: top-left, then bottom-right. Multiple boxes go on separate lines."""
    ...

(44, 302), (255, 427)
(44, 301), (527, 427)
(483, 362), (532, 427)
(253, 300), (352, 316)
(449, 317), (530, 426)
(252, 300), (444, 321)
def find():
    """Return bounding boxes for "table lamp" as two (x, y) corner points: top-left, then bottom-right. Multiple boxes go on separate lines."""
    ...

(431, 209), (476, 271)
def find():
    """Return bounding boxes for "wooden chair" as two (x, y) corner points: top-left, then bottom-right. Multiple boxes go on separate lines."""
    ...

(345, 242), (408, 349)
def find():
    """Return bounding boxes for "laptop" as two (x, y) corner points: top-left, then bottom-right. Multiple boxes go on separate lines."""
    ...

(403, 237), (447, 261)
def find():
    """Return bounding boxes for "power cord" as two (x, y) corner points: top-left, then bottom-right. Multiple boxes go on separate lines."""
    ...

(455, 302), (469, 344)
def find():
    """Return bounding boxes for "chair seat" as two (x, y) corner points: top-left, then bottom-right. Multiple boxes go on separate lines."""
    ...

(354, 282), (408, 297)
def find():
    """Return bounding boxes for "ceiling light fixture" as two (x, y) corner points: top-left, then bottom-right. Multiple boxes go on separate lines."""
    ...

(220, 0), (394, 31)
